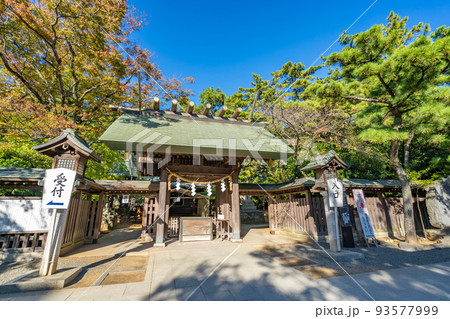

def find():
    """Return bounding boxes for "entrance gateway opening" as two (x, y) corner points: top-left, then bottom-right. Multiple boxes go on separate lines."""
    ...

(97, 106), (294, 246)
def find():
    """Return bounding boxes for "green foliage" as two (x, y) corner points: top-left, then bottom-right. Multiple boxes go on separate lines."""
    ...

(0, 142), (52, 168)
(338, 149), (395, 180)
(308, 12), (449, 181)
(199, 87), (226, 111)
(239, 157), (299, 184)
(84, 143), (127, 180)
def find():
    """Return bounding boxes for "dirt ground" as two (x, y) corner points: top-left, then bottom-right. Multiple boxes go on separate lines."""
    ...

(59, 255), (148, 288)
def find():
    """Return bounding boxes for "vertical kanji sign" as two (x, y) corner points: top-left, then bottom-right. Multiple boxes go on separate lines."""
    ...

(42, 168), (76, 209)
(327, 178), (344, 207)
(352, 189), (376, 239)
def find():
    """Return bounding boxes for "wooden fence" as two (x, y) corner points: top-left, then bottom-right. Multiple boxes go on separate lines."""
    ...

(272, 191), (430, 240)
(141, 197), (158, 237)
(0, 231), (47, 252)
(60, 191), (104, 255)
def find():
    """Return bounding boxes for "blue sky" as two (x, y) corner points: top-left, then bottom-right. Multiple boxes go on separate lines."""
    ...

(130, 0), (449, 103)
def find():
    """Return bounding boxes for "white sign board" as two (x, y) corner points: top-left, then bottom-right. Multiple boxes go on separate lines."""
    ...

(327, 178), (344, 207)
(122, 195), (129, 204)
(42, 168), (76, 209)
(352, 189), (376, 239)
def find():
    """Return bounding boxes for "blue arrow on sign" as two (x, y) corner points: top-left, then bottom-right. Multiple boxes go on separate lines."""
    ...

(47, 201), (64, 206)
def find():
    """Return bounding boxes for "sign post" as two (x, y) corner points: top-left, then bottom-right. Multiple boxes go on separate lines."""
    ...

(39, 168), (77, 276)
(327, 178), (343, 252)
(352, 189), (378, 247)
(339, 190), (355, 247)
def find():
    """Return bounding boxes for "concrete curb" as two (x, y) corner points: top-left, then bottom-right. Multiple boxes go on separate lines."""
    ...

(0, 267), (82, 294)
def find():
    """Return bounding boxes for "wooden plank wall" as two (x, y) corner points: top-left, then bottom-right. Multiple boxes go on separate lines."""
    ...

(274, 196), (326, 237)
(272, 191), (429, 239)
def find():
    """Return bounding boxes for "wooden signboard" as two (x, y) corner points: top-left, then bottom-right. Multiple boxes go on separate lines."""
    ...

(339, 189), (355, 248)
(352, 189), (378, 247)
(180, 217), (213, 242)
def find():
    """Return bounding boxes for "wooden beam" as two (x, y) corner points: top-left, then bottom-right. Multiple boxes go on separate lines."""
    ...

(231, 170), (241, 241)
(231, 108), (242, 119)
(203, 103), (212, 115)
(164, 184), (170, 239)
(170, 99), (178, 112)
(168, 164), (233, 176)
(187, 101), (194, 114)
(217, 106), (227, 117)
(92, 192), (104, 243)
(153, 97), (160, 111)
(155, 168), (168, 246)
(141, 195), (149, 239)
(268, 195), (275, 234)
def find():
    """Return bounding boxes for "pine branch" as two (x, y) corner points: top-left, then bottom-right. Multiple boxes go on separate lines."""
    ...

(341, 95), (391, 105)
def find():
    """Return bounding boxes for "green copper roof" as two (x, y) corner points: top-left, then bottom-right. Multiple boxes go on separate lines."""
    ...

(100, 110), (295, 160)
(0, 167), (45, 180)
(240, 177), (402, 193)
(301, 150), (348, 171)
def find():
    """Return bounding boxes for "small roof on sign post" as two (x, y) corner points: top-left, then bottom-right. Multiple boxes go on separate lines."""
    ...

(33, 128), (103, 162)
(301, 151), (348, 172)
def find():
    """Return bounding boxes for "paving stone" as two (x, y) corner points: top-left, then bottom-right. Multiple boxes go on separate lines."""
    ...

(177, 287), (206, 301)
(227, 283), (263, 301)
(174, 277), (199, 288)
(253, 286), (292, 301)
(203, 288), (236, 301)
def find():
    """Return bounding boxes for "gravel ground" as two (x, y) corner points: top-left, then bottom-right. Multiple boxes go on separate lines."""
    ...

(0, 256), (42, 285)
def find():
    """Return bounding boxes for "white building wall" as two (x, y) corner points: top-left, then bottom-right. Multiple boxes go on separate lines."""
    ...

(0, 198), (50, 232)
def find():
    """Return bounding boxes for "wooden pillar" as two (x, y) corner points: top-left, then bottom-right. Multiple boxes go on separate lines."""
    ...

(141, 194), (151, 240)
(221, 184), (231, 222)
(85, 195), (97, 243)
(92, 192), (104, 243)
(215, 182), (221, 215)
(155, 168), (168, 246)
(268, 195), (275, 234)
(275, 195), (281, 230)
(231, 170), (241, 241)
(320, 190), (340, 252)
(305, 189), (312, 213)
(164, 186), (170, 239)
(151, 197), (158, 233)
(40, 209), (69, 276)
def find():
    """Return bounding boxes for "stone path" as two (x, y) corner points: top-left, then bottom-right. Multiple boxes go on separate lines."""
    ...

(1, 227), (449, 301)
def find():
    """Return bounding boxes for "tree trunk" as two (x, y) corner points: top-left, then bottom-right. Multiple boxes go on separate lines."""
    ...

(404, 132), (414, 168)
(390, 139), (417, 243)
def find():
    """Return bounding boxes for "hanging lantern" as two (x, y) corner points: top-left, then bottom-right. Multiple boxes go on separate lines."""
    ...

(191, 182), (196, 196)
(220, 179), (226, 192)
(175, 177), (181, 191)
(207, 183), (212, 197)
